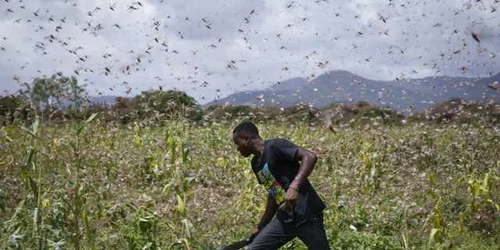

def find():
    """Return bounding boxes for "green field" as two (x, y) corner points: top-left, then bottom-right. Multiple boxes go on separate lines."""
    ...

(1, 117), (499, 249)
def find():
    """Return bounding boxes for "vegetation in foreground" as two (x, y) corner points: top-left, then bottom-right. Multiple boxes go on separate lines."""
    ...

(1, 113), (499, 249)
(1, 74), (499, 249)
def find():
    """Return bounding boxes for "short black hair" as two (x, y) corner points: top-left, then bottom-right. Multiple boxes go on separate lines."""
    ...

(233, 121), (259, 139)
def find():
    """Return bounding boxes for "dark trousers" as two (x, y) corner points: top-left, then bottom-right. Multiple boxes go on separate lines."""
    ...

(247, 214), (330, 250)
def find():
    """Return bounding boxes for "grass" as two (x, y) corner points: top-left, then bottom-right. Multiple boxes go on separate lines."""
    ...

(0, 116), (499, 249)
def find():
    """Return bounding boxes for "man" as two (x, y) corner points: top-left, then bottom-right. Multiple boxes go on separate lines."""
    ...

(232, 121), (330, 250)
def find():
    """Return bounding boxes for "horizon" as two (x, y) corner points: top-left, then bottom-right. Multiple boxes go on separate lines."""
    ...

(3, 69), (500, 106)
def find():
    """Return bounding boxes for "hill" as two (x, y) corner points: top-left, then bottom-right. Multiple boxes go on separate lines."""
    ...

(205, 70), (500, 112)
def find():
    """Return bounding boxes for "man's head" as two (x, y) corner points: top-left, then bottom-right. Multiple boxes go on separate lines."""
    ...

(232, 121), (260, 157)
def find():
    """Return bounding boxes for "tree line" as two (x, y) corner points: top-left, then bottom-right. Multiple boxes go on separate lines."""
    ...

(2, 74), (499, 127)
(0, 74), (202, 125)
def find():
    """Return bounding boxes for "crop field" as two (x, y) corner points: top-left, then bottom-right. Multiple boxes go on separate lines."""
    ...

(1, 116), (499, 249)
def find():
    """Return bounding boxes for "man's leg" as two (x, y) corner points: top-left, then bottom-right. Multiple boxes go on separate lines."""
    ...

(297, 213), (330, 250)
(247, 217), (296, 250)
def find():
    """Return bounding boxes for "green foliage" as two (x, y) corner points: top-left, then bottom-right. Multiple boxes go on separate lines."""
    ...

(112, 96), (134, 124)
(409, 98), (500, 125)
(0, 95), (29, 125)
(0, 95), (23, 116)
(331, 232), (403, 250)
(0, 112), (499, 249)
(0, 188), (5, 213)
(204, 105), (260, 120)
(132, 90), (199, 120)
(25, 74), (88, 110)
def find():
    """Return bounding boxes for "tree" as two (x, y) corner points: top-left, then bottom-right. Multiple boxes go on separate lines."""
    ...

(132, 90), (200, 119)
(112, 96), (133, 113)
(0, 94), (28, 124)
(0, 95), (22, 116)
(112, 96), (133, 124)
(25, 75), (88, 111)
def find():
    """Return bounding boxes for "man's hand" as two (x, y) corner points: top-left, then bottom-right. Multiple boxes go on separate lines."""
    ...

(249, 227), (260, 242)
(284, 186), (299, 209)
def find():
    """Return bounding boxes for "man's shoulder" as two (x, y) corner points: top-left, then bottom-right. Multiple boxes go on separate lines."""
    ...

(266, 138), (291, 145)
(266, 138), (297, 148)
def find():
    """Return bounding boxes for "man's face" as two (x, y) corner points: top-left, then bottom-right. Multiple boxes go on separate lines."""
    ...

(233, 133), (252, 157)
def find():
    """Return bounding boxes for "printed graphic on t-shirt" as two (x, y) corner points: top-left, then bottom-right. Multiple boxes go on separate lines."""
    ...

(257, 163), (285, 205)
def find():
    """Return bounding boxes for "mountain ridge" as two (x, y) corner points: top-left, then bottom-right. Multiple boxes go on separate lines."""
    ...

(204, 70), (500, 112)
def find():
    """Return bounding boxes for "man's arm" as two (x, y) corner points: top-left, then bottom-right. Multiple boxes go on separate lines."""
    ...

(252, 193), (279, 235)
(286, 147), (318, 207)
(290, 147), (317, 189)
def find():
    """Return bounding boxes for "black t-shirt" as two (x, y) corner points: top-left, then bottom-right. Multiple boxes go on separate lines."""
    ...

(251, 138), (326, 226)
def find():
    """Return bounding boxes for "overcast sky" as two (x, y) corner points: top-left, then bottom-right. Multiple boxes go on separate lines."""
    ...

(0, 0), (499, 103)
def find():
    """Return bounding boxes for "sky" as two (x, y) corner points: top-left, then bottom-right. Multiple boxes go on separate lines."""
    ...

(0, 0), (499, 104)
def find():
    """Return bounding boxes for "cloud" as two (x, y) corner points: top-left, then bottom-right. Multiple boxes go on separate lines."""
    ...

(1, 0), (499, 103)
